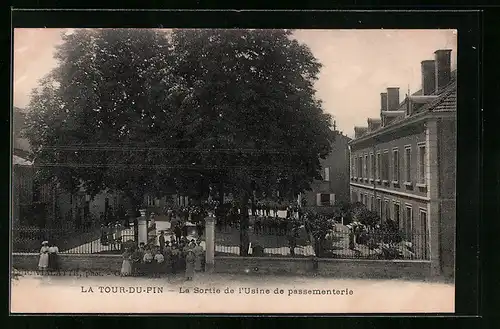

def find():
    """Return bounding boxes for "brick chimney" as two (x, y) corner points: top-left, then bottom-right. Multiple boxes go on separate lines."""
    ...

(434, 49), (452, 93)
(380, 92), (388, 112)
(386, 87), (400, 111)
(421, 60), (436, 95)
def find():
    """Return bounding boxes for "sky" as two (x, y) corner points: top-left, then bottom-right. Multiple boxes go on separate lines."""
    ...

(13, 29), (457, 138)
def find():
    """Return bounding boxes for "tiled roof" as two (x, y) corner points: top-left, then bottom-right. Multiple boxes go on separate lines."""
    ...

(353, 68), (457, 140)
(419, 79), (457, 113)
(432, 84), (456, 112)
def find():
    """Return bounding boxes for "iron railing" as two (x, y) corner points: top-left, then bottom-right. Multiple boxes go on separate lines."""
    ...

(12, 225), (136, 254)
(215, 223), (430, 260)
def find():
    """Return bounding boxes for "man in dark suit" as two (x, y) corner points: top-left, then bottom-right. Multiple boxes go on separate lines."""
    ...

(159, 231), (166, 253)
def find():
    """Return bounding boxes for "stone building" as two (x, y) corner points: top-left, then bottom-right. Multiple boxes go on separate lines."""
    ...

(12, 107), (124, 228)
(303, 126), (351, 208)
(348, 49), (456, 279)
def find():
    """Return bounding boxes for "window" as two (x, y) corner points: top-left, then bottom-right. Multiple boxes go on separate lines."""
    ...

(384, 199), (390, 222)
(404, 146), (412, 182)
(329, 193), (335, 205)
(418, 144), (426, 185)
(358, 156), (363, 178)
(377, 198), (382, 217)
(351, 191), (358, 203)
(320, 193), (331, 206)
(419, 210), (429, 259)
(370, 153), (375, 179)
(382, 151), (389, 181)
(405, 206), (413, 241)
(146, 195), (155, 206)
(370, 196), (375, 211)
(376, 153), (381, 180)
(364, 154), (369, 179)
(393, 148), (400, 182)
(352, 156), (356, 178)
(394, 203), (401, 228)
(324, 167), (330, 181)
(370, 153), (374, 179)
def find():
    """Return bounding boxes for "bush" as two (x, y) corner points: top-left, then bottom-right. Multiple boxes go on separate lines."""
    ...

(356, 209), (380, 228)
(379, 245), (404, 260)
(379, 220), (403, 244)
(357, 232), (369, 245)
(122, 239), (136, 251)
(367, 237), (379, 250)
(252, 244), (264, 257)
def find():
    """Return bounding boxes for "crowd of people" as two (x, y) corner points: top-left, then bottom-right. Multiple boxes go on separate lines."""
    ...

(120, 236), (205, 280)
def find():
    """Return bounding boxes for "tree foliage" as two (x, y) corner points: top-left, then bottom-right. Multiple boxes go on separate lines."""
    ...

(25, 29), (178, 205)
(167, 29), (335, 200)
(356, 208), (380, 228)
(24, 29), (335, 252)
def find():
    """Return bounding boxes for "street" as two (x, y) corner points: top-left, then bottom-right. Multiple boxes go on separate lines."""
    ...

(11, 272), (454, 313)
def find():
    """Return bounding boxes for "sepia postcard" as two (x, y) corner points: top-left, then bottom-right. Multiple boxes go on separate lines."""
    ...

(11, 28), (457, 314)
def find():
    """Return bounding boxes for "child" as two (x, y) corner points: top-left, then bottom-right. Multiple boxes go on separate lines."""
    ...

(121, 248), (132, 276)
(143, 245), (154, 276)
(170, 244), (180, 274)
(38, 241), (50, 274)
(154, 247), (165, 275)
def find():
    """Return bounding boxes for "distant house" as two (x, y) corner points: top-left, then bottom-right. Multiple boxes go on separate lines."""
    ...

(12, 107), (126, 228)
(302, 127), (351, 208)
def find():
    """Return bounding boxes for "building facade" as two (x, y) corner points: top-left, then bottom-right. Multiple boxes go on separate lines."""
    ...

(349, 49), (456, 279)
(12, 107), (125, 228)
(303, 128), (351, 208)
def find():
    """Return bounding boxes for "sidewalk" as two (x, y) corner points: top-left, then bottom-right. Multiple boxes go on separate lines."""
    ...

(11, 271), (455, 313)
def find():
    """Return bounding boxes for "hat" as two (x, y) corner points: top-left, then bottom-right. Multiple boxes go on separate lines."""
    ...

(42, 241), (49, 245)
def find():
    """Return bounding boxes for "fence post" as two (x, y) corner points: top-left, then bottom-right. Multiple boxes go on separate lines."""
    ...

(205, 213), (215, 273)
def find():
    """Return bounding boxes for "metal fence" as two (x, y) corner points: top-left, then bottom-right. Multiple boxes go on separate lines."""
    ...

(215, 223), (430, 260)
(12, 225), (136, 254)
(215, 221), (315, 257)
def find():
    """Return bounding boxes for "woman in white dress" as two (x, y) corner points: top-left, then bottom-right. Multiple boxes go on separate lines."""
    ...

(121, 248), (132, 276)
(38, 241), (50, 273)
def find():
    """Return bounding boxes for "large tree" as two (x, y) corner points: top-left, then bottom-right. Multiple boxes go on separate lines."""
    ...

(167, 29), (335, 254)
(25, 28), (180, 208)
(25, 29), (335, 255)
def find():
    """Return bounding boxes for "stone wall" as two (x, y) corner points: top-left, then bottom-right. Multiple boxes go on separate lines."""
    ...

(214, 256), (315, 275)
(214, 256), (432, 280)
(12, 253), (122, 272)
(12, 253), (432, 280)
(317, 258), (431, 280)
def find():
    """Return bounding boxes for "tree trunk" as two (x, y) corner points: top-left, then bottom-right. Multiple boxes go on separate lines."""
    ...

(238, 191), (250, 256)
(218, 181), (224, 205)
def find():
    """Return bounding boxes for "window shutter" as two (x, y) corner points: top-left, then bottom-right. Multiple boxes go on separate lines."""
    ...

(329, 194), (335, 205)
(324, 167), (330, 181)
(316, 194), (321, 206)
